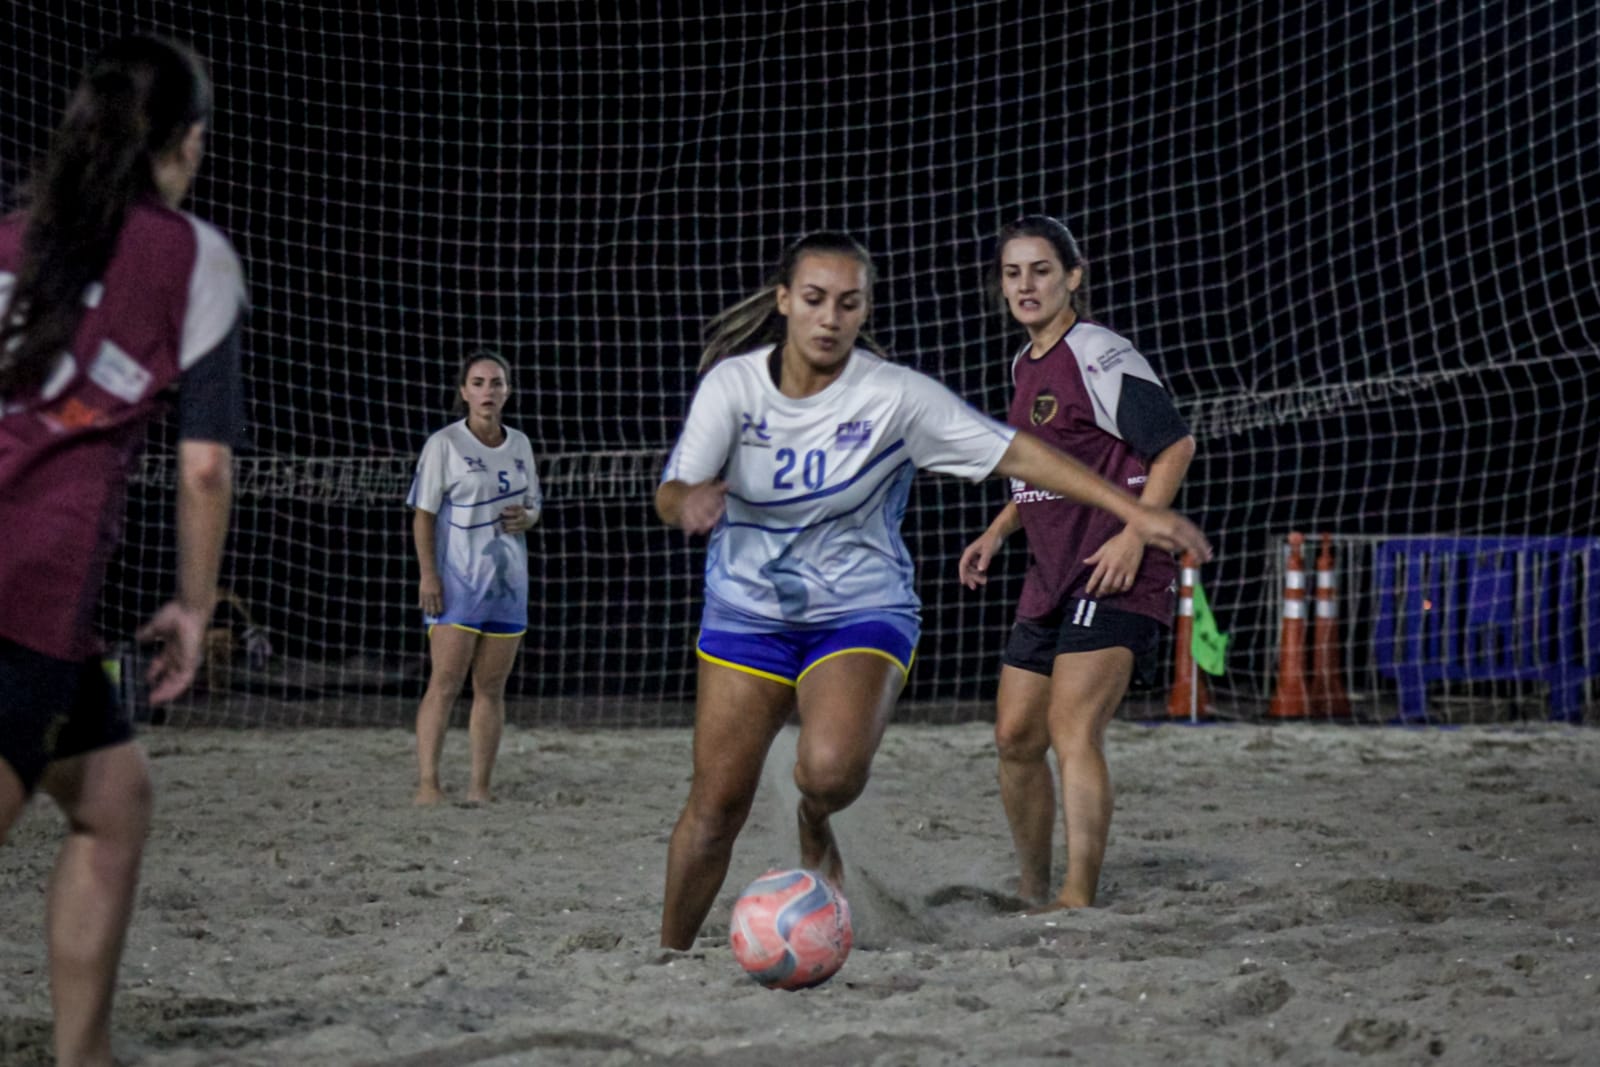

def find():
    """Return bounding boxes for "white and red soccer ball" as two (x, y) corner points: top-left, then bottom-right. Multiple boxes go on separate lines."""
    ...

(729, 868), (853, 990)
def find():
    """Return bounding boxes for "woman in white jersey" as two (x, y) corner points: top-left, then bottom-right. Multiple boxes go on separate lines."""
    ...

(407, 351), (542, 805)
(959, 216), (1198, 912)
(656, 232), (1211, 949)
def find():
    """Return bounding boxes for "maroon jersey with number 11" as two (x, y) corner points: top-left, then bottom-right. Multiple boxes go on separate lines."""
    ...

(1006, 320), (1187, 626)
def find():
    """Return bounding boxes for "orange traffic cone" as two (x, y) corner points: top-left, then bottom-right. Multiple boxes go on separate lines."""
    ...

(1268, 532), (1310, 719)
(1167, 552), (1210, 721)
(1308, 533), (1352, 719)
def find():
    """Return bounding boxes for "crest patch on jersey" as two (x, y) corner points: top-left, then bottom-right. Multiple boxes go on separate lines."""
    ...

(835, 419), (873, 449)
(1030, 392), (1059, 426)
(739, 411), (772, 447)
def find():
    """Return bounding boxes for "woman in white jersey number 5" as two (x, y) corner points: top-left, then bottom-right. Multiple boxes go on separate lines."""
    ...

(407, 351), (542, 806)
(655, 232), (1212, 949)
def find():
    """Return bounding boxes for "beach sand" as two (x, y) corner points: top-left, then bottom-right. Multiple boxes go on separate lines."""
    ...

(2, 719), (1597, 1066)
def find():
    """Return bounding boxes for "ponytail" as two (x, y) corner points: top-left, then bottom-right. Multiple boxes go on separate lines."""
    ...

(699, 232), (889, 373)
(0, 36), (210, 397)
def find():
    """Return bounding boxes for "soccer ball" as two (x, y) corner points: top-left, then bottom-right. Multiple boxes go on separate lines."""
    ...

(729, 868), (852, 990)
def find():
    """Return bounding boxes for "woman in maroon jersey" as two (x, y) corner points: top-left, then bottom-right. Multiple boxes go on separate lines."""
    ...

(959, 216), (1197, 912)
(0, 36), (244, 1066)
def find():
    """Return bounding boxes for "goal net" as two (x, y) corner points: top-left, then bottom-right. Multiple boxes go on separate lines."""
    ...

(3, 3), (1595, 725)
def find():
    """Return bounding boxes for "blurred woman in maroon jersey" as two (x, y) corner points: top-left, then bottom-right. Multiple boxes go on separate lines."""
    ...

(0, 35), (245, 1066)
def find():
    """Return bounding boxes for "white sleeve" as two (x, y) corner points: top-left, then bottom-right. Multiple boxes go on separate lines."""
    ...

(1081, 338), (1163, 440)
(180, 218), (247, 371)
(522, 439), (543, 521)
(407, 433), (450, 512)
(660, 366), (739, 485)
(898, 369), (1017, 482)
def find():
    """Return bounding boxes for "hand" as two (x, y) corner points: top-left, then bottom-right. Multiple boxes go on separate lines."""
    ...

(419, 575), (444, 616)
(1083, 526), (1148, 597)
(135, 600), (210, 705)
(1127, 505), (1213, 562)
(958, 529), (1006, 590)
(498, 504), (533, 534)
(679, 480), (728, 535)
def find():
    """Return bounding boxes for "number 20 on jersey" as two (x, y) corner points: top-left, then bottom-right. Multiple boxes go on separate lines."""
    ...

(773, 447), (825, 490)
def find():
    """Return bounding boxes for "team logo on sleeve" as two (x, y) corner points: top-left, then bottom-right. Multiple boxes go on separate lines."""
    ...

(835, 419), (873, 449)
(1030, 392), (1059, 426)
(739, 412), (772, 448)
(1098, 346), (1129, 372)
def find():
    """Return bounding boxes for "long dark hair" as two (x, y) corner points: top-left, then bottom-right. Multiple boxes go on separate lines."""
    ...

(698, 231), (889, 372)
(0, 35), (211, 397)
(989, 215), (1092, 322)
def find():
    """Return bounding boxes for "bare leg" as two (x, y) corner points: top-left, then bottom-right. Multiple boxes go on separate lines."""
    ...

(791, 654), (903, 889)
(415, 626), (477, 805)
(465, 634), (521, 804)
(1039, 646), (1134, 911)
(37, 743), (153, 1067)
(993, 664), (1055, 905)
(660, 660), (793, 949)
(0, 758), (26, 845)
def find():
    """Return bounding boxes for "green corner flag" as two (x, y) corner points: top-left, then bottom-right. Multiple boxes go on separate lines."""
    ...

(1191, 577), (1229, 676)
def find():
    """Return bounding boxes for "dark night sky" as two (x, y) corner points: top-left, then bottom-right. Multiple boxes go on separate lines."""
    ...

(3, 2), (1596, 716)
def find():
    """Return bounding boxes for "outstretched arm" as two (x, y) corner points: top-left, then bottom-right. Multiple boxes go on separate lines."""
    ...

(1081, 435), (1198, 595)
(992, 433), (1211, 561)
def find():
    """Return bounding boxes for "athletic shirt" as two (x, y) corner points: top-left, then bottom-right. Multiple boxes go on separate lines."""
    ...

(406, 420), (541, 628)
(0, 198), (247, 661)
(663, 346), (1016, 632)
(1008, 321), (1187, 625)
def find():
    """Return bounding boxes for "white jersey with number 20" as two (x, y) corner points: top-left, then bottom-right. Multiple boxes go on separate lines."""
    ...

(662, 347), (1016, 631)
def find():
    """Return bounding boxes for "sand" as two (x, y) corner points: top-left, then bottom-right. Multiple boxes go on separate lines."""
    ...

(2, 719), (1598, 1066)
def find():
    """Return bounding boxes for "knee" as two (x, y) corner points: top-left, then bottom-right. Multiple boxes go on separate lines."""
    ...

(469, 667), (511, 702)
(994, 713), (1049, 764)
(792, 749), (868, 811)
(427, 664), (470, 699)
(683, 786), (753, 847)
(74, 762), (153, 858)
(1052, 722), (1106, 765)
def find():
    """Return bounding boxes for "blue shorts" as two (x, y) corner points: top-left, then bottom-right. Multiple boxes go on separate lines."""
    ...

(697, 619), (917, 688)
(428, 621), (525, 637)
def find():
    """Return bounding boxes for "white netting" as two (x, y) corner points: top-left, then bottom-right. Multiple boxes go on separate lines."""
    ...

(2, 3), (1595, 725)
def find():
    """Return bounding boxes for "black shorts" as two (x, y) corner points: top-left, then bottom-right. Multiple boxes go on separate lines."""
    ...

(0, 637), (134, 794)
(1003, 599), (1164, 679)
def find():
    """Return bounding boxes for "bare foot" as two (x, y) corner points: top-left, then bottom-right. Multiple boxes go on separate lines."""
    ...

(414, 783), (445, 806)
(1025, 893), (1092, 916)
(1016, 875), (1051, 909)
(797, 807), (845, 889)
(464, 790), (494, 806)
